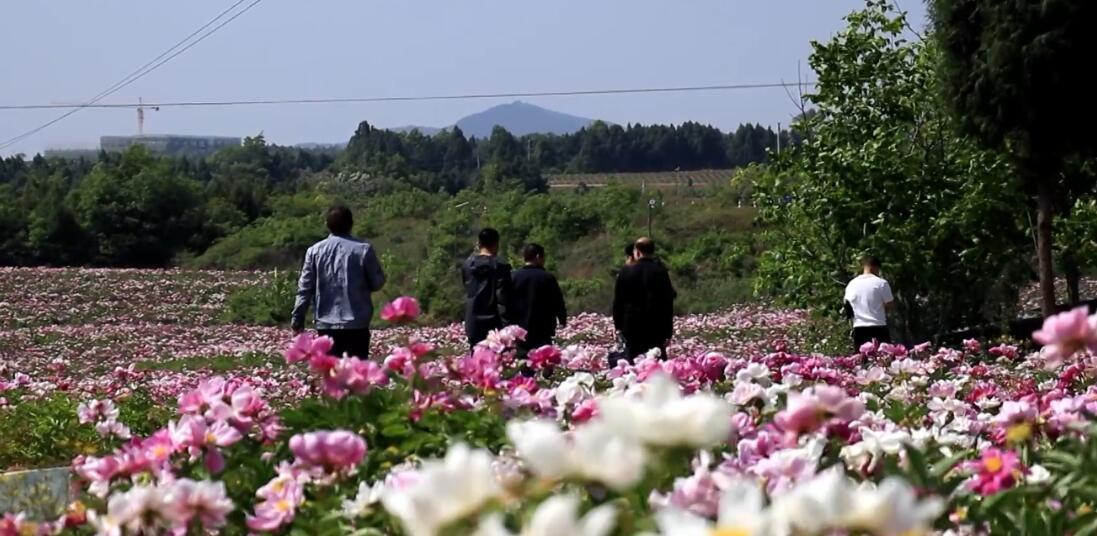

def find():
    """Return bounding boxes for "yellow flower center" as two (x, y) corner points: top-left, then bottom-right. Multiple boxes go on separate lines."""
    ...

(711, 527), (750, 536)
(20, 522), (39, 536)
(984, 456), (1003, 473)
(206, 432), (217, 444)
(275, 499), (292, 513)
(151, 445), (169, 459)
(1006, 422), (1033, 444)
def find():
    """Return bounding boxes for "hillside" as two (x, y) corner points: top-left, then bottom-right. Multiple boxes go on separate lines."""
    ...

(455, 101), (595, 138)
(384, 102), (597, 138)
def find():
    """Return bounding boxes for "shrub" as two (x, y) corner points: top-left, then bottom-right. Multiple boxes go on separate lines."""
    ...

(220, 271), (298, 326)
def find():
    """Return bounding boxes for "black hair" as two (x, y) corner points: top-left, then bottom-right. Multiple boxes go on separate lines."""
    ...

(624, 243), (635, 258)
(326, 205), (353, 235)
(523, 243), (545, 262)
(635, 237), (656, 257)
(861, 255), (881, 269)
(478, 228), (500, 249)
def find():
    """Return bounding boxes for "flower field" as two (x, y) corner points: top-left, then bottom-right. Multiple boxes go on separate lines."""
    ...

(2, 267), (1097, 535)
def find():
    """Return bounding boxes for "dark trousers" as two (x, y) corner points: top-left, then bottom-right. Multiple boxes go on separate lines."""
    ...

(318, 328), (372, 359)
(623, 333), (668, 361)
(852, 325), (890, 351)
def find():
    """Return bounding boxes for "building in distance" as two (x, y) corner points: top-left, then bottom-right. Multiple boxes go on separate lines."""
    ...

(100, 134), (241, 157)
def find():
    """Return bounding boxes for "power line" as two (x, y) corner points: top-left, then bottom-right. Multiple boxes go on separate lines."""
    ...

(0, 0), (264, 151)
(0, 82), (816, 111)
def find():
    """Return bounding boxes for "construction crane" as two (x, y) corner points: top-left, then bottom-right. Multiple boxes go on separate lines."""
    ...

(136, 97), (159, 136)
(49, 97), (159, 136)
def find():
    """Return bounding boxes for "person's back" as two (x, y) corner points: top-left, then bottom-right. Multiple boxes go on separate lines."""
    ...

(291, 206), (386, 359)
(844, 255), (893, 349)
(613, 238), (676, 359)
(511, 244), (567, 349)
(463, 228), (513, 348)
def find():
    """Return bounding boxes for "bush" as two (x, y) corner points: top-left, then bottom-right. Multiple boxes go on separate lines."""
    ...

(220, 271), (298, 326)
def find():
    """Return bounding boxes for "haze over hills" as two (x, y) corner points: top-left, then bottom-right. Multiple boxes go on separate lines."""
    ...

(388, 101), (597, 138)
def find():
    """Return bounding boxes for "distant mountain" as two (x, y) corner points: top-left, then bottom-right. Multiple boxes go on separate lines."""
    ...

(381, 102), (596, 139)
(387, 126), (442, 135)
(455, 101), (595, 138)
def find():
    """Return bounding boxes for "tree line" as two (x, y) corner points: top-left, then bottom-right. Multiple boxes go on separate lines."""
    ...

(0, 119), (788, 268)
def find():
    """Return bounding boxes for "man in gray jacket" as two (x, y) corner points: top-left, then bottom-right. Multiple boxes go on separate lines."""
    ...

(291, 205), (386, 359)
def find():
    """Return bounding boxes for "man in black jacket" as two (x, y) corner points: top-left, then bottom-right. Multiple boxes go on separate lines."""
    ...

(462, 228), (513, 349)
(612, 237), (677, 361)
(512, 243), (567, 351)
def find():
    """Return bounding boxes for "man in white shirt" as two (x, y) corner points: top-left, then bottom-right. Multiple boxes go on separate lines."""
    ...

(844, 255), (894, 350)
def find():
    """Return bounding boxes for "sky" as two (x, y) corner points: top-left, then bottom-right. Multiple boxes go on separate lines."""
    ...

(0, 0), (927, 157)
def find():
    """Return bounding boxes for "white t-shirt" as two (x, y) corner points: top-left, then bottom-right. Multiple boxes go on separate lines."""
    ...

(844, 274), (893, 328)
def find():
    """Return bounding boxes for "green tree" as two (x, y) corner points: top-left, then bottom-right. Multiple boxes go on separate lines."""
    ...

(755, 1), (1030, 341)
(69, 146), (205, 266)
(931, 0), (1097, 315)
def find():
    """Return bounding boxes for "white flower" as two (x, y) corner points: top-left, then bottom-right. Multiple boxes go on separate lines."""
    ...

(839, 428), (910, 470)
(653, 478), (770, 536)
(342, 481), (385, 518)
(769, 468), (943, 536)
(381, 443), (502, 536)
(475, 494), (615, 536)
(598, 373), (732, 448)
(1026, 464), (1052, 484)
(736, 363), (772, 386)
(843, 478), (944, 535)
(556, 372), (596, 407)
(506, 419), (647, 490)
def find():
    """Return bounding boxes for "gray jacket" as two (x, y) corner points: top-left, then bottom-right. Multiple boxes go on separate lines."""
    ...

(291, 234), (386, 330)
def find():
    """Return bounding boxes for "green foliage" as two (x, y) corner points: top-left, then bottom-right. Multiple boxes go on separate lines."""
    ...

(69, 146), (206, 266)
(754, 0), (1030, 341)
(220, 271), (299, 327)
(0, 391), (169, 470)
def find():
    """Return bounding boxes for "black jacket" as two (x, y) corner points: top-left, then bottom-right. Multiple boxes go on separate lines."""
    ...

(612, 257), (677, 341)
(512, 265), (567, 347)
(462, 254), (513, 343)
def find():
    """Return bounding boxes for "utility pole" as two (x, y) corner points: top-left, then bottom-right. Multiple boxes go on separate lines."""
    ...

(647, 198), (657, 237)
(776, 122), (782, 155)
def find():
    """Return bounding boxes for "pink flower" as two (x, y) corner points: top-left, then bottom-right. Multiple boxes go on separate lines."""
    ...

(1033, 306), (1097, 367)
(774, 385), (864, 437)
(963, 338), (983, 353)
(383, 347), (418, 378)
(527, 345), (562, 370)
(380, 296), (421, 324)
(323, 357), (388, 399)
(989, 343), (1019, 359)
(964, 448), (1023, 495)
(284, 332), (334, 364)
(571, 399), (599, 423)
(162, 479), (234, 529)
(289, 430), (367, 473)
(247, 496), (297, 532)
(858, 340), (878, 356)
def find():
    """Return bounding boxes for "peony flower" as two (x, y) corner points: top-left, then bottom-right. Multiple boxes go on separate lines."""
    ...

(284, 332), (335, 364)
(506, 419), (647, 491)
(1032, 306), (1097, 367)
(964, 448), (1024, 495)
(381, 443), (502, 536)
(528, 345), (562, 370)
(161, 479), (234, 530)
(381, 296), (421, 323)
(289, 430), (367, 473)
(475, 494), (616, 536)
(341, 481), (385, 519)
(597, 372), (733, 448)
(654, 478), (770, 536)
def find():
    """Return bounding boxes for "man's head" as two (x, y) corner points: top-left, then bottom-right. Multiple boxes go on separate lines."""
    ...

(478, 228), (501, 255)
(326, 205), (354, 235)
(523, 243), (546, 267)
(861, 255), (882, 275)
(624, 243), (636, 265)
(634, 237), (656, 259)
